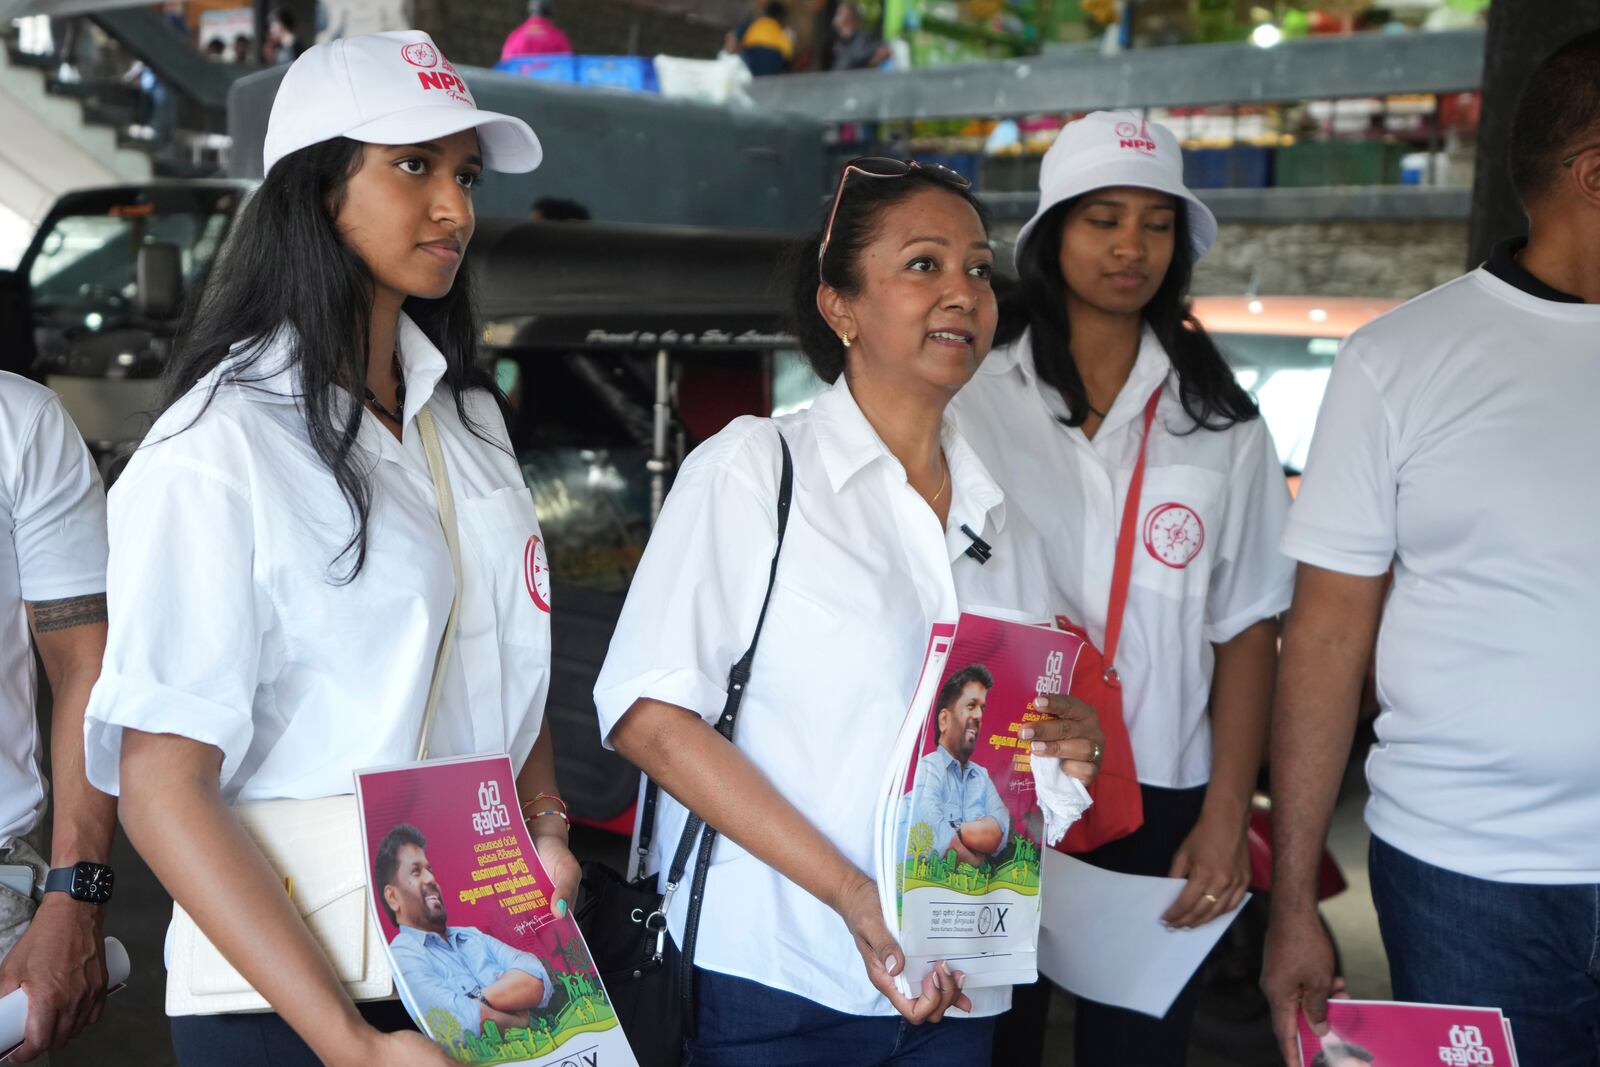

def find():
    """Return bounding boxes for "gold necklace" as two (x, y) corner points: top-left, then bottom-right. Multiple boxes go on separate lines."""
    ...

(928, 462), (948, 505)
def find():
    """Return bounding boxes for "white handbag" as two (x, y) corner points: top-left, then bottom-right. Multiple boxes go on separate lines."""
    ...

(165, 407), (464, 1016)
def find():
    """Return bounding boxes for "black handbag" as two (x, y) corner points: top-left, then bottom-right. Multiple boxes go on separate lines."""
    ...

(576, 431), (794, 1067)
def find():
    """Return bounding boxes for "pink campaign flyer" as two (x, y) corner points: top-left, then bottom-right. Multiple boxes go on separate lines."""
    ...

(895, 614), (1085, 980)
(355, 754), (638, 1067)
(1297, 1000), (1518, 1067)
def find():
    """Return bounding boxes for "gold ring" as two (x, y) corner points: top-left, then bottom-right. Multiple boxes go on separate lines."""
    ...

(1090, 741), (1103, 764)
(1203, 893), (1220, 904)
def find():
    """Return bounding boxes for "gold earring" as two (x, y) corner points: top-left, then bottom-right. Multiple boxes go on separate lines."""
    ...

(840, 331), (852, 348)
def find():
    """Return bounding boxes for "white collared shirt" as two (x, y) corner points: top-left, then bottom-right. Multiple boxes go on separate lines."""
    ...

(948, 328), (1294, 788)
(593, 376), (1052, 1017)
(0, 372), (108, 847)
(84, 314), (551, 802)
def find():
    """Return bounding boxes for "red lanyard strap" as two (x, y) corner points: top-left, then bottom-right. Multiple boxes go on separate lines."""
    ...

(1102, 386), (1163, 683)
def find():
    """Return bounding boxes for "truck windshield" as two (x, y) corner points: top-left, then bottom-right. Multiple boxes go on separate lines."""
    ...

(26, 188), (239, 326)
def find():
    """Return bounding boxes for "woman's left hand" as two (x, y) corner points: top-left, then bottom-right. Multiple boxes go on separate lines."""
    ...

(1021, 694), (1105, 788)
(1161, 809), (1249, 928)
(532, 831), (582, 919)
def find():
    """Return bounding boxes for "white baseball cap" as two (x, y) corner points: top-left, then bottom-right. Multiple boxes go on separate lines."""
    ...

(263, 30), (542, 175)
(1013, 111), (1217, 268)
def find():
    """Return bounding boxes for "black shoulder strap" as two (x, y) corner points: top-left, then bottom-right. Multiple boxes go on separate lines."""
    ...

(656, 429), (792, 1036)
(633, 429), (794, 877)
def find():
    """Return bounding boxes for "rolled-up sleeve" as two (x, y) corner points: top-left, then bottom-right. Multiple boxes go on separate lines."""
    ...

(911, 758), (955, 854)
(83, 454), (264, 796)
(977, 772), (1010, 842)
(477, 931), (553, 1010)
(592, 420), (780, 745)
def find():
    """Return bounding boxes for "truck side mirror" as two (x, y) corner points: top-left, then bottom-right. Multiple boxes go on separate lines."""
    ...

(136, 243), (183, 321)
(0, 269), (36, 377)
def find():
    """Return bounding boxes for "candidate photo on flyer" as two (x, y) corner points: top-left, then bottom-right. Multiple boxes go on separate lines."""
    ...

(374, 823), (555, 1038)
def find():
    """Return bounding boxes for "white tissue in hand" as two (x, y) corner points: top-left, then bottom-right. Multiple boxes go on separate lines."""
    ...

(1031, 756), (1093, 846)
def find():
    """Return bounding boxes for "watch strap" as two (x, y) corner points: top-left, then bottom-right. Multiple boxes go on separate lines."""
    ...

(42, 862), (112, 903)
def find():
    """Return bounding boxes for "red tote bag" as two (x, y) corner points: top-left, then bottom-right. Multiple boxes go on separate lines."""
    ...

(1052, 388), (1163, 854)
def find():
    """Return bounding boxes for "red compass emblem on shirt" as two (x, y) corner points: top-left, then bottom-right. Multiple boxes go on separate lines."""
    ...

(523, 534), (551, 613)
(1143, 502), (1205, 569)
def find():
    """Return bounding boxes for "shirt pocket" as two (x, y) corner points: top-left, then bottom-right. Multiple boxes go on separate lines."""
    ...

(457, 486), (553, 653)
(1129, 465), (1224, 601)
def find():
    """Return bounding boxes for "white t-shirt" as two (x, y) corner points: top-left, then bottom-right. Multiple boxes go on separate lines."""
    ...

(593, 376), (1055, 1017)
(84, 314), (551, 802)
(0, 372), (108, 847)
(1282, 267), (1600, 885)
(949, 329), (1295, 788)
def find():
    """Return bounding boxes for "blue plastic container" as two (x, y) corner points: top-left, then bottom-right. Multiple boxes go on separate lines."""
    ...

(493, 55), (577, 83)
(1183, 146), (1273, 189)
(575, 55), (658, 93)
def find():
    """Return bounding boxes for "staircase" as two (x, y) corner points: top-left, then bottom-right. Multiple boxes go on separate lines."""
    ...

(0, 37), (153, 239)
(0, 9), (245, 255)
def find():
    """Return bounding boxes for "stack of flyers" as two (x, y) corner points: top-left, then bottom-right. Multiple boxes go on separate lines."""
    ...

(1297, 1000), (1519, 1067)
(355, 754), (640, 1067)
(872, 612), (1089, 997)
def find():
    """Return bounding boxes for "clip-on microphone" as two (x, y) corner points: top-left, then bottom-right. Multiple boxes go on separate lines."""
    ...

(959, 523), (992, 564)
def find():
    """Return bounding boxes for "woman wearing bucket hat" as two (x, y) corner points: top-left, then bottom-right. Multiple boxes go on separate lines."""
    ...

(81, 31), (564, 1067)
(949, 111), (1294, 1065)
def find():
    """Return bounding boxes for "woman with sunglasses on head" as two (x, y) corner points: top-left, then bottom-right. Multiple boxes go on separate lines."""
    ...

(593, 158), (1105, 1065)
(950, 112), (1295, 1066)
(79, 32), (574, 1067)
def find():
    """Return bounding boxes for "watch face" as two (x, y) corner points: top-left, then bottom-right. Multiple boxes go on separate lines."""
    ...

(71, 863), (114, 904)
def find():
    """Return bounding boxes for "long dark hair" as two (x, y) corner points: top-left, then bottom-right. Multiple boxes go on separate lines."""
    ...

(156, 136), (495, 581)
(995, 197), (1256, 431)
(790, 168), (992, 383)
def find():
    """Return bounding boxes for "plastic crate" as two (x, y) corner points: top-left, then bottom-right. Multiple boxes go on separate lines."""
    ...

(493, 55), (576, 83)
(1274, 140), (1408, 187)
(1183, 146), (1272, 189)
(575, 55), (657, 93)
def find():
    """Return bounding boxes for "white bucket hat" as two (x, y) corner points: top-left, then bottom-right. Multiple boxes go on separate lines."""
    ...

(264, 30), (542, 174)
(1013, 110), (1217, 268)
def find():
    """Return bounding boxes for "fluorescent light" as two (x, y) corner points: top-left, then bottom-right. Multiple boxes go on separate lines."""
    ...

(1247, 299), (1265, 314)
(1250, 23), (1282, 48)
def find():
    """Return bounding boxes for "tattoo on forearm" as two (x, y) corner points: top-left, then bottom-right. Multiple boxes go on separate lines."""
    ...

(29, 594), (108, 633)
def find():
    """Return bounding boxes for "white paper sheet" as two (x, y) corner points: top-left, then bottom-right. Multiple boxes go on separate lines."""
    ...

(1036, 851), (1247, 1019)
(1, 937), (129, 1060)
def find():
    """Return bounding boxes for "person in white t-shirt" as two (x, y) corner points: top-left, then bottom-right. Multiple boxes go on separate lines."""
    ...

(0, 373), (117, 1064)
(1261, 29), (1600, 1067)
(594, 158), (1105, 1064)
(80, 31), (567, 1067)
(949, 111), (1294, 1067)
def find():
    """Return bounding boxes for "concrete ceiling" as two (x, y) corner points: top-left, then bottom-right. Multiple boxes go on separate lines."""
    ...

(0, 0), (157, 19)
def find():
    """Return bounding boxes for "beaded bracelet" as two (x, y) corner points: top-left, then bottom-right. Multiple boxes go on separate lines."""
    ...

(521, 793), (570, 827)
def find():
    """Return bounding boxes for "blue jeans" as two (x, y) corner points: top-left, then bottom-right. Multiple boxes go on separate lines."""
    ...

(685, 968), (996, 1066)
(1369, 834), (1600, 1067)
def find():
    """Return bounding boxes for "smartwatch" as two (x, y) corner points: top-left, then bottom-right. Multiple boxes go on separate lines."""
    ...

(43, 862), (114, 905)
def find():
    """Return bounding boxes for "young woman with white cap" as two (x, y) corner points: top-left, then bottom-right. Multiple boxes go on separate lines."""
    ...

(949, 112), (1295, 1065)
(594, 159), (1105, 1064)
(80, 31), (562, 1067)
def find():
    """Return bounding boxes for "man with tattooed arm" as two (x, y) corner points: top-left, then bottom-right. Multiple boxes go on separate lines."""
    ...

(0, 370), (117, 1063)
